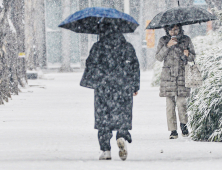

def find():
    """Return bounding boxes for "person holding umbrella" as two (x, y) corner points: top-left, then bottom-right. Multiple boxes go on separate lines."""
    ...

(155, 24), (195, 139)
(146, 3), (217, 139)
(80, 23), (140, 160)
(59, 7), (140, 160)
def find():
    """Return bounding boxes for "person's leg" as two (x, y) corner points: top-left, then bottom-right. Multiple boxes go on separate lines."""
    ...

(116, 129), (132, 143)
(176, 96), (188, 124)
(166, 96), (177, 131)
(98, 129), (113, 151)
(98, 128), (113, 160)
(116, 128), (130, 161)
(176, 96), (189, 136)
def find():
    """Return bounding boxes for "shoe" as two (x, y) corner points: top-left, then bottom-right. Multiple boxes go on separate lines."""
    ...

(180, 123), (189, 137)
(169, 130), (178, 139)
(116, 131), (132, 143)
(99, 151), (112, 160)
(117, 137), (128, 161)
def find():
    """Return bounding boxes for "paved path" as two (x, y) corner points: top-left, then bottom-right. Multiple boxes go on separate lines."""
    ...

(0, 71), (222, 170)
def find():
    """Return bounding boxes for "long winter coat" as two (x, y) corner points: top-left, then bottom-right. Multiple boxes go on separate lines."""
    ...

(156, 33), (195, 97)
(80, 33), (140, 130)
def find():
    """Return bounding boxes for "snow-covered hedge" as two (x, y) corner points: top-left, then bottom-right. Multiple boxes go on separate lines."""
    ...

(188, 28), (222, 142)
(212, 8), (222, 23)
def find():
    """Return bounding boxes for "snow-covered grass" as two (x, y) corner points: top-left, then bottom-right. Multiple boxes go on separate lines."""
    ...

(1, 71), (222, 170)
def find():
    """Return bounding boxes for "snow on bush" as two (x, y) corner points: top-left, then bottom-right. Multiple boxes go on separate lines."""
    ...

(212, 8), (222, 23)
(188, 27), (222, 142)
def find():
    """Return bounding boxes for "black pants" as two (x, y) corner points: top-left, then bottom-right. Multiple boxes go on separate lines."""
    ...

(98, 128), (132, 151)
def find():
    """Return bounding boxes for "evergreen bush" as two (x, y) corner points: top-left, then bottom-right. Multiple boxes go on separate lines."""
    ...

(188, 27), (222, 142)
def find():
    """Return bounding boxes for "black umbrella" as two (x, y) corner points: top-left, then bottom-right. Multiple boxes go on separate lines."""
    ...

(146, 6), (217, 29)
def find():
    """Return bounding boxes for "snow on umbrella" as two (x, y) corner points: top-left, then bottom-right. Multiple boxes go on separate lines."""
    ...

(58, 7), (139, 34)
(146, 6), (217, 29)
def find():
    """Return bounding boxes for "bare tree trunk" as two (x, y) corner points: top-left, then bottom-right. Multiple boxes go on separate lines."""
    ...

(6, 0), (20, 95)
(1, 13), (11, 102)
(36, 0), (47, 68)
(13, 0), (27, 87)
(79, 0), (89, 69)
(25, 0), (35, 70)
(25, 0), (47, 72)
(0, 0), (14, 104)
(59, 0), (73, 72)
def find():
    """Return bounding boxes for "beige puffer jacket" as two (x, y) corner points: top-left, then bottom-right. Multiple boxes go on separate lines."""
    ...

(155, 34), (196, 97)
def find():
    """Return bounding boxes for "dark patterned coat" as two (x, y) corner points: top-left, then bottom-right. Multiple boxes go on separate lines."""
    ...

(156, 34), (196, 97)
(80, 33), (140, 130)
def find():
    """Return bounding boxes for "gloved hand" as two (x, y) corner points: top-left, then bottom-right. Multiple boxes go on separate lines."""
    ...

(180, 55), (188, 65)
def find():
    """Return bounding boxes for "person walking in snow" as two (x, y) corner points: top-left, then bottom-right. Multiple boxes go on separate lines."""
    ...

(155, 24), (195, 139)
(80, 24), (140, 161)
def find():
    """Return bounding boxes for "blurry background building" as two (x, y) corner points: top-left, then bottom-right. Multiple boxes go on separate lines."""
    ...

(40, 0), (212, 72)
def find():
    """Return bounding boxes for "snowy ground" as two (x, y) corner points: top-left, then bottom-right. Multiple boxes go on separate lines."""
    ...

(0, 71), (222, 170)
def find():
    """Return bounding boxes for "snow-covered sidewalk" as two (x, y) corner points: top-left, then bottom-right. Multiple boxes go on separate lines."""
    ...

(0, 71), (222, 170)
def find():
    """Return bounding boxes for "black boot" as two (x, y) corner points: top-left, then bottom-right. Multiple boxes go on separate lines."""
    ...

(180, 123), (189, 137)
(169, 130), (178, 139)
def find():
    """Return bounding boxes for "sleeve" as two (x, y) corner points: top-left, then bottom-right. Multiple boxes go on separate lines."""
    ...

(126, 43), (140, 93)
(187, 37), (196, 62)
(155, 37), (170, 62)
(80, 43), (105, 89)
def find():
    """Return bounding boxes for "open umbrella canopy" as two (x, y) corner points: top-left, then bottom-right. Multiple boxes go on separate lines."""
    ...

(58, 7), (139, 34)
(146, 6), (217, 29)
